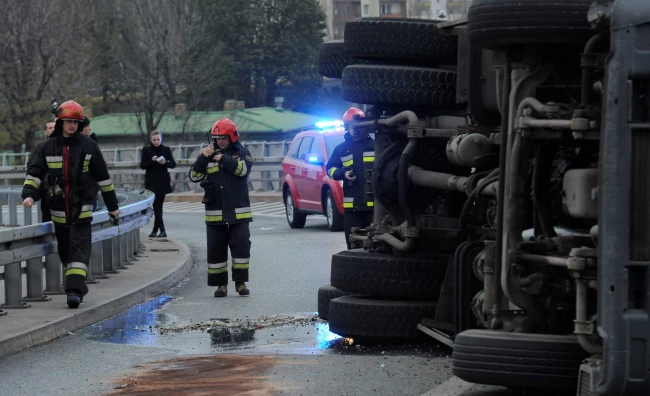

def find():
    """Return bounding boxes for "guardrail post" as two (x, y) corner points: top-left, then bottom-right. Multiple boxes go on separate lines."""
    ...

(90, 241), (109, 279)
(44, 254), (65, 295)
(112, 237), (127, 270)
(0, 192), (5, 225)
(126, 231), (134, 262)
(120, 234), (129, 265)
(24, 257), (51, 302)
(102, 239), (119, 273)
(261, 141), (274, 191)
(24, 204), (32, 226)
(2, 262), (31, 309)
(37, 201), (42, 223)
(8, 194), (17, 226)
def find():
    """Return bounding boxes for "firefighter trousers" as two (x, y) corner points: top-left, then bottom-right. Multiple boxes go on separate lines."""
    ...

(344, 210), (373, 250)
(206, 223), (251, 286)
(55, 222), (91, 296)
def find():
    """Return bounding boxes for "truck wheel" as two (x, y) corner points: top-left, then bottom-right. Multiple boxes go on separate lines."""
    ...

(285, 191), (306, 229)
(319, 41), (383, 79)
(325, 190), (344, 232)
(467, 0), (594, 49)
(342, 65), (457, 107)
(328, 296), (437, 339)
(344, 18), (457, 65)
(317, 285), (354, 321)
(330, 249), (449, 299)
(453, 330), (589, 391)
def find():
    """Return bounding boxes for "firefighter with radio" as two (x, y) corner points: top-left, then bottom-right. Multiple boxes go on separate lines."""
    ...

(191, 118), (253, 297)
(21, 100), (119, 308)
(325, 107), (375, 249)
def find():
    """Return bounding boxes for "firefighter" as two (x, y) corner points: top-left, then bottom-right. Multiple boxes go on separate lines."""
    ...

(21, 100), (120, 309)
(191, 118), (253, 297)
(326, 107), (375, 249)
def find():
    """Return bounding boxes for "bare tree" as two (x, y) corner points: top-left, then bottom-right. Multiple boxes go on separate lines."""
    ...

(447, 0), (472, 19)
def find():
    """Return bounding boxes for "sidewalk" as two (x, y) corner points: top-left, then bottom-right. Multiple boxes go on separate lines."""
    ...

(167, 190), (282, 203)
(0, 233), (193, 359)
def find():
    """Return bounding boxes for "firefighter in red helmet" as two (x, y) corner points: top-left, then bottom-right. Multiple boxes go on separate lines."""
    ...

(325, 107), (375, 249)
(22, 100), (120, 308)
(191, 118), (254, 297)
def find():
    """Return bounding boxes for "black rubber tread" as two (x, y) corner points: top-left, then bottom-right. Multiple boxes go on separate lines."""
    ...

(341, 65), (456, 107)
(330, 249), (449, 299)
(467, 0), (594, 49)
(328, 296), (437, 339)
(343, 18), (457, 64)
(317, 285), (353, 321)
(318, 41), (384, 79)
(452, 329), (588, 390)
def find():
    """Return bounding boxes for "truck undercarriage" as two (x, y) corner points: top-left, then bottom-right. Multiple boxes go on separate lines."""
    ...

(317, 1), (650, 394)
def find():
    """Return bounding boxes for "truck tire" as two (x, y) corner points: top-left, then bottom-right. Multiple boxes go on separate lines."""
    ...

(328, 296), (437, 339)
(342, 65), (457, 107)
(467, 0), (594, 49)
(344, 18), (457, 65)
(319, 41), (382, 79)
(453, 329), (589, 391)
(317, 285), (354, 321)
(330, 249), (449, 299)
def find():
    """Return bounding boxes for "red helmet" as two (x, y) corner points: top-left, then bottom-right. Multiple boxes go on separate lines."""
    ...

(210, 118), (239, 143)
(56, 100), (85, 122)
(343, 107), (365, 123)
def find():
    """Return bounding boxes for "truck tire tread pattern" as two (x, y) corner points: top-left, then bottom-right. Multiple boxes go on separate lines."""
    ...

(328, 296), (437, 339)
(319, 41), (383, 79)
(343, 18), (457, 64)
(341, 65), (457, 107)
(317, 285), (354, 321)
(452, 329), (588, 390)
(467, 0), (594, 48)
(330, 250), (448, 298)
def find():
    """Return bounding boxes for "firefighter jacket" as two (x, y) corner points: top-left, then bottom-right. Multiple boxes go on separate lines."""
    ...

(21, 131), (119, 225)
(326, 132), (374, 212)
(191, 141), (253, 225)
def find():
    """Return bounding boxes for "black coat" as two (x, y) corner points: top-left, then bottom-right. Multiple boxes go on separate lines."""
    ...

(140, 144), (176, 195)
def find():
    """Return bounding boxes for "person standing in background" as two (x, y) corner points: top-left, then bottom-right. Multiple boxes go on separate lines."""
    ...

(81, 116), (97, 142)
(140, 130), (176, 237)
(28, 121), (56, 222)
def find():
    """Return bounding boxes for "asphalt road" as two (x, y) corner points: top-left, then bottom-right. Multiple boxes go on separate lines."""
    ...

(0, 209), (516, 396)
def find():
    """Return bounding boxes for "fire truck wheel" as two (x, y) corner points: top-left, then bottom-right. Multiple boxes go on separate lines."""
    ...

(328, 296), (437, 339)
(341, 65), (457, 108)
(319, 41), (384, 79)
(452, 329), (589, 392)
(467, 0), (595, 50)
(343, 18), (458, 65)
(330, 249), (449, 299)
(317, 285), (356, 321)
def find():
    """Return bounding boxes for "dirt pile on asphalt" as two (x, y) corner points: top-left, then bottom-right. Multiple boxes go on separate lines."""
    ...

(155, 314), (322, 334)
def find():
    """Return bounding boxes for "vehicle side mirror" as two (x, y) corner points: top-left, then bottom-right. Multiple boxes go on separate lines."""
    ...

(304, 153), (324, 166)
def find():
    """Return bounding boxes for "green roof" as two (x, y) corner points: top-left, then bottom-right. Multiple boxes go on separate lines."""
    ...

(90, 107), (323, 137)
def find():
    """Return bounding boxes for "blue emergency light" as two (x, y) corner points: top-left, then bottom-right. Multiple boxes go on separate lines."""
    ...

(315, 120), (344, 129)
(308, 155), (319, 163)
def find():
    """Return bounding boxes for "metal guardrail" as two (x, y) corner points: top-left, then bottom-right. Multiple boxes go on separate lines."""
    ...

(0, 141), (290, 192)
(0, 188), (153, 315)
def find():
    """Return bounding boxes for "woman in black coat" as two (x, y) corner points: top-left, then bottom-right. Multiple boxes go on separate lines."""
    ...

(140, 130), (176, 237)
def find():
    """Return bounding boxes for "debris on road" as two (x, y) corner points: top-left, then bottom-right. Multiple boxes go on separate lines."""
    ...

(155, 314), (322, 335)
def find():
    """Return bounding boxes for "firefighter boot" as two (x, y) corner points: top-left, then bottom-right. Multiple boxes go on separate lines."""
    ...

(214, 285), (227, 297)
(236, 282), (250, 296)
(67, 293), (81, 309)
(158, 224), (167, 238)
(149, 226), (158, 238)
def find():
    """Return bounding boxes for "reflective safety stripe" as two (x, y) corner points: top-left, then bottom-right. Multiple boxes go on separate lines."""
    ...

(206, 215), (223, 222)
(233, 257), (249, 270)
(98, 178), (115, 192)
(65, 262), (88, 277)
(235, 206), (252, 220)
(66, 268), (87, 276)
(46, 156), (63, 169)
(51, 210), (66, 224)
(191, 170), (205, 178)
(208, 262), (228, 269)
(363, 151), (375, 162)
(343, 197), (354, 209)
(206, 163), (219, 174)
(341, 154), (353, 167)
(24, 174), (41, 188)
(207, 167), (219, 174)
(85, 154), (93, 160)
(328, 167), (338, 178)
(233, 263), (249, 270)
(208, 267), (228, 274)
(366, 201), (375, 207)
(79, 211), (92, 219)
(205, 210), (223, 221)
(82, 205), (94, 212)
(205, 210), (223, 216)
(83, 158), (90, 172)
(235, 207), (251, 213)
(235, 161), (248, 177)
(66, 262), (89, 271)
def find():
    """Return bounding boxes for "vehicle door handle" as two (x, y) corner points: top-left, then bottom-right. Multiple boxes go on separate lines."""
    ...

(289, 165), (296, 169)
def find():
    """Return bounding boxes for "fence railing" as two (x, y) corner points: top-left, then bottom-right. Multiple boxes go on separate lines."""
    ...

(0, 188), (153, 315)
(0, 141), (291, 192)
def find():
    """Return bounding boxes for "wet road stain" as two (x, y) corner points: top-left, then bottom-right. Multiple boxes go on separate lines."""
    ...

(106, 355), (284, 396)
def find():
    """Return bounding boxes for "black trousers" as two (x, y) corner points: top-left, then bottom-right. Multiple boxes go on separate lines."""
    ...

(152, 194), (166, 232)
(206, 223), (251, 286)
(40, 196), (51, 222)
(55, 222), (91, 295)
(344, 210), (373, 250)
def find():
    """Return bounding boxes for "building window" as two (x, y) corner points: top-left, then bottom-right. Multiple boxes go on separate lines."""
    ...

(380, 3), (392, 15)
(363, 4), (369, 15)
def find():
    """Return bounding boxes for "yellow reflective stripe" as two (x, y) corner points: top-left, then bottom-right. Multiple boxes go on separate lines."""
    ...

(47, 162), (62, 169)
(24, 180), (39, 188)
(343, 203), (354, 208)
(235, 161), (243, 174)
(52, 216), (66, 224)
(78, 211), (92, 219)
(208, 267), (228, 274)
(83, 160), (90, 167)
(100, 184), (115, 192)
(191, 170), (205, 178)
(65, 268), (87, 277)
(367, 201), (374, 207)
(207, 167), (219, 174)
(363, 156), (375, 162)
(83, 160), (90, 172)
(232, 263), (249, 270)
(342, 160), (353, 167)
(235, 212), (253, 219)
(328, 167), (338, 178)
(206, 215), (223, 222)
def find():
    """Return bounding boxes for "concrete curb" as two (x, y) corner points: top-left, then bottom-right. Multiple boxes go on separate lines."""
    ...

(0, 239), (193, 359)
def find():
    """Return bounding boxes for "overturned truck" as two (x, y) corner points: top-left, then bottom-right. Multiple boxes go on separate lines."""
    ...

(317, 0), (650, 394)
